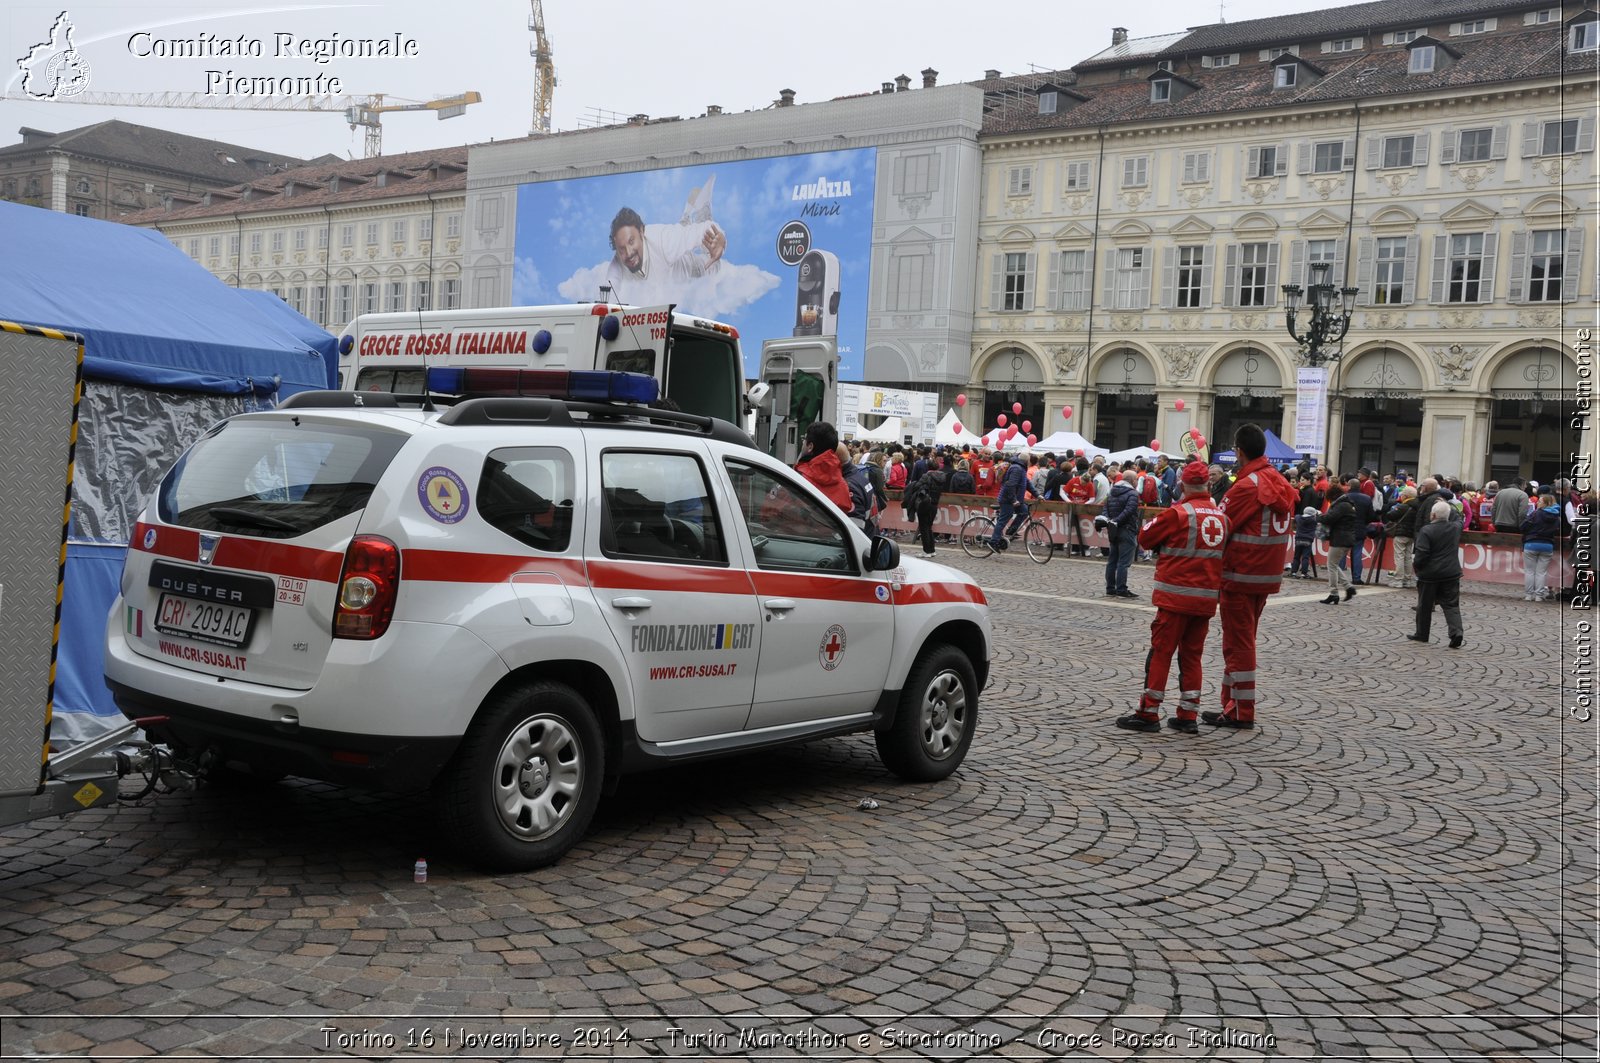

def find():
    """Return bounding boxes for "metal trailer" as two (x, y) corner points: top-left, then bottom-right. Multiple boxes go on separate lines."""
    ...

(0, 322), (184, 830)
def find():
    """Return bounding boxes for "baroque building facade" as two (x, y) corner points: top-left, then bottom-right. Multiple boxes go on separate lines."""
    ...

(971, 0), (1596, 484)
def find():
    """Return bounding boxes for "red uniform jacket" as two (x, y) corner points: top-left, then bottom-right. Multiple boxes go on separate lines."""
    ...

(1219, 457), (1300, 595)
(796, 450), (852, 511)
(1139, 497), (1229, 616)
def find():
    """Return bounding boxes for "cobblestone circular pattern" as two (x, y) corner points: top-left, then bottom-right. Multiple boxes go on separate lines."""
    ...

(0, 554), (1591, 1058)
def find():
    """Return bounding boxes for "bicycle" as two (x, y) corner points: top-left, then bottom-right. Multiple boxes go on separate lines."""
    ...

(959, 509), (1054, 563)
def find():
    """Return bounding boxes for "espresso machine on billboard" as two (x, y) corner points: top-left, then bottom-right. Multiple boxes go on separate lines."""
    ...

(793, 249), (840, 337)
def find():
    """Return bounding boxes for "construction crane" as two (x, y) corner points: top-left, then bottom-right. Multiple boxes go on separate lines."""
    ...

(3, 90), (482, 158)
(529, 0), (557, 134)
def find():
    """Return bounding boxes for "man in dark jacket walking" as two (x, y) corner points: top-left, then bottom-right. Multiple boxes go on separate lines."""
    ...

(1343, 476), (1374, 584)
(1102, 470), (1142, 597)
(1318, 484), (1360, 604)
(1409, 501), (1464, 647)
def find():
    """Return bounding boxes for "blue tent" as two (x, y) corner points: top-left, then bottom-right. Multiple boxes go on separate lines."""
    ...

(1213, 428), (1305, 465)
(0, 202), (335, 738)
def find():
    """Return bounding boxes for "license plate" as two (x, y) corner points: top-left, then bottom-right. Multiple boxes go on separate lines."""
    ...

(154, 593), (254, 649)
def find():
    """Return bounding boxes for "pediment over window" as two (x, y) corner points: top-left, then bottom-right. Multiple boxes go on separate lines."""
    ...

(1109, 219), (1153, 240)
(1168, 214), (1216, 237)
(1233, 211), (1280, 234)
(1439, 199), (1498, 229)
(1298, 208), (1347, 232)
(1050, 221), (1096, 242)
(1368, 205), (1421, 230)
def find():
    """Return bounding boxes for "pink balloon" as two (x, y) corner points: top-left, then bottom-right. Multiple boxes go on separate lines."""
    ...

(955, 393), (967, 407)
(996, 414), (1008, 427)
(1150, 439), (1162, 450)
(1027, 433), (1037, 446)
(1021, 420), (1032, 433)
(952, 421), (963, 434)
(1062, 405), (1073, 419)
(1174, 398), (1186, 412)
(1012, 401), (1023, 416)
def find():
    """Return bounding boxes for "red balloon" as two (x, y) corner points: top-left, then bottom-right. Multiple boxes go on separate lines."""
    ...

(1150, 439), (1161, 450)
(953, 421), (963, 434)
(955, 393), (967, 407)
(1062, 405), (1073, 419)
(1011, 401), (1023, 416)
(1174, 398), (1186, 412)
(1021, 420), (1032, 433)
(996, 414), (1008, 427)
(1027, 433), (1038, 446)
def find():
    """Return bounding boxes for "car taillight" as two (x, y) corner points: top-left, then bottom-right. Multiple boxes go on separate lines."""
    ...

(334, 535), (400, 639)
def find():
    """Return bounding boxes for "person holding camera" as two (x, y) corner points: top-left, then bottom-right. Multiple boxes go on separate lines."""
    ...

(1101, 470), (1142, 598)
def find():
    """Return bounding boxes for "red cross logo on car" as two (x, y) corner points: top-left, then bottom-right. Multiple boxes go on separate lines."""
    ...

(819, 624), (847, 671)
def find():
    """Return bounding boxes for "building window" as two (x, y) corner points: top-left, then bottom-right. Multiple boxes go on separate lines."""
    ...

(1112, 248), (1149, 310)
(1151, 79), (1171, 103)
(1572, 22), (1598, 51)
(1313, 141), (1346, 173)
(1527, 8), (1558, 24)
(413, 279), (431, 311)
(360, 282), (378, 314)
(898, 154), (934, 196)
(1457, 127), (1494, 162)
(75, 177), (91, 194)
(73, 203), (90, 217)
(1383, 135), (1416, 168)
(1055, 250), (1090, 311)
(207, 236), (220, 257)
(1264, 46), (1299, 58)
(334, 284), (353, 323)
(229, 235), (240, 256)
(1181, 151), (1210, 183)
(1453, 19), (1492, 35)
(249, 233), (263, 255)
(418, 216), (433, 242)
(1541, 118), (1579, 155)
(1007, 166), (1033, 197)
(1446, 234), (1486, 302)
(1176, 245), (1206, 308)
(445, 214), (461, 239)
(271, 231), (285, 253)
(288, 286), (305, 313)
(1386, 28), (1422, 43)
(1038, 90), (1057, 114)
(1325, 38), (1358, 52)
(1250, 145), (1284, 178)
(1237, 242), (1273, 306)
(293, 228), (307, 252)
(187, 239), (200, 258)
(890, 253), (931, 311)
(392, 220), (407, 244)
(443, 277), (461, 309)
(1204, 53), (1238, 67)
(1121, 156), (1148, 188)
(1374, 237), (1408, 304)
(365, 222), (379, 245)
(341, 224), (355, 248)
(1408, 45), (1435, 72)
(1002, 252), (1031, 311)
(386, 280), (405, 311)
(1064, 160), (1093, 191)
(1527, 230), (1565, 301)
(1275, 65), (1297, 88)
(310, 286), (327, 324)
(316, 228), (329, 249)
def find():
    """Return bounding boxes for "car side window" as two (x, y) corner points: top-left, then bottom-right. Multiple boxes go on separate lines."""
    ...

(600, 451), (726, 565)
(724, 460), (854, 573)
(478, 448), (576, 552)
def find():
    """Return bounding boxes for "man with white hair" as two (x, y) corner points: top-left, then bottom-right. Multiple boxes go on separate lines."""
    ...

(1408, 500), (1464, 648)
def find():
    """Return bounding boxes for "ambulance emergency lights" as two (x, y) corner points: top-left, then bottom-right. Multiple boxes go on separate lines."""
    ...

(424, 368), (660, 403)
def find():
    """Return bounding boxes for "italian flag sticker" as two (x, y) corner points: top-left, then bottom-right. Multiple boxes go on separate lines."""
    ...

(126, 606), (142, 637)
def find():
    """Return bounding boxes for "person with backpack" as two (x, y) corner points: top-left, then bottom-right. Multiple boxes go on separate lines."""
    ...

(837, 445), (880, 535)
(905, 454), (947, 557)
(794, 421), (851, 511)
(948, 459), (976, 495)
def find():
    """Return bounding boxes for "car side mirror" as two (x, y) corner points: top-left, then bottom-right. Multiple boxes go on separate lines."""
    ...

(865, 534), (900, 572)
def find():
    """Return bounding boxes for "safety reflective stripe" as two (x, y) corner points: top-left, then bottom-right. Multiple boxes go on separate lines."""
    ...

(1179, 689), (1201, 706)
(1153, 580), (1219, 598)
(1231, 532), (1293, 545)
(1165, 545), (1225, 558)
(1221, 570), (1282, 583)
(1229, 670), (1257, 683)
(1144, 688), (1165, 700)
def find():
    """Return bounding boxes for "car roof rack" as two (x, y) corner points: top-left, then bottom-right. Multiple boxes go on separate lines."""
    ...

(437, 397), (757, 448)
(279, 390), (402, 409)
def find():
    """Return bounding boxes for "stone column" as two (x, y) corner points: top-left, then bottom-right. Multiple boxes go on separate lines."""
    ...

(49, 154), (68, 213)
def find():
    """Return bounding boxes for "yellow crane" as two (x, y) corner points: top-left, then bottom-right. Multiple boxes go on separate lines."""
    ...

(529, 0), (556, 134)
(4, 90), (482, 158)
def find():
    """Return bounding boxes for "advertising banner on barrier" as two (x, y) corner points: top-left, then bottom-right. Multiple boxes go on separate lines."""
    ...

(1294, 367), (1328, 454)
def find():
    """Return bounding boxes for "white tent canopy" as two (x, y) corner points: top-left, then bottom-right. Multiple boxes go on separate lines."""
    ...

(1106, 445), (1162, 464)
(934, 408), (970, 446)
(855, 416), (902, 443)
(1032, 430), (1107, 458)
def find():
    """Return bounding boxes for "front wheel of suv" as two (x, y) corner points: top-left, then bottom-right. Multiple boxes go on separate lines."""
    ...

(875, 644), (977, 782)
(436, 679), (604, 871)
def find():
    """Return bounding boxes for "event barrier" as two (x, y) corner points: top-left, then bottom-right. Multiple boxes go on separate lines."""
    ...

(880, 492), (1574, 593)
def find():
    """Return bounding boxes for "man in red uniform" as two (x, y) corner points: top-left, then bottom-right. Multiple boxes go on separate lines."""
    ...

(1116, 461), (1229, 734)
(1206, 423), (1300, 730)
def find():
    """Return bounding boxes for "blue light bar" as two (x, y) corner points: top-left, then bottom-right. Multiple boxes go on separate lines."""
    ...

(423, 366), (659, 404)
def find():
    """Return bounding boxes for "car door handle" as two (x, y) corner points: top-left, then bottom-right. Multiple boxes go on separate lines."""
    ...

(611, 596), (653, 610)
(763, 598), (797, 613)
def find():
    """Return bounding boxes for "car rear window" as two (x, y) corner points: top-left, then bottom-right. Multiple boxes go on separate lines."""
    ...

(157, 418), (408, 538)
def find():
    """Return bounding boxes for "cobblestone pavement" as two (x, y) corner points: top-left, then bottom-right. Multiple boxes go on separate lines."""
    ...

(1, 552), (1593, 1060)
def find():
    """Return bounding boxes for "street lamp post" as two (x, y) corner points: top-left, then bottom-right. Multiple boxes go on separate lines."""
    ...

(1283, 260), (1359, 467)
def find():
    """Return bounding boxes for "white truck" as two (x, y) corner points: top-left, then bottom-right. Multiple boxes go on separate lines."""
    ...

(337, 301), (746, 424)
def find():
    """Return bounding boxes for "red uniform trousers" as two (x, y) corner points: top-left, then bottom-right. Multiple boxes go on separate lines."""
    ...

(1137, 609), (1212, 720)
(1218, 590), (1267, 723)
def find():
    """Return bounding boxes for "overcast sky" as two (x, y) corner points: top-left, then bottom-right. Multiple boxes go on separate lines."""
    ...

(5, 0), (1310, 162)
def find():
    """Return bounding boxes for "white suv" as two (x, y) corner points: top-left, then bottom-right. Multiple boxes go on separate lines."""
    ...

(105, 372), (991, 869)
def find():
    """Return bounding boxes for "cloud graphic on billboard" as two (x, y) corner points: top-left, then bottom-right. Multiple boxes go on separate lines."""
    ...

(555, 261), (779, 318)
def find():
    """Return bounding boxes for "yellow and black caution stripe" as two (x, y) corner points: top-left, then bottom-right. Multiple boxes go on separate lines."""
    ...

(2, 321), (85, 786)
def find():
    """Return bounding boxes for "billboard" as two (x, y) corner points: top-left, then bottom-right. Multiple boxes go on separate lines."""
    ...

(512, 147), (877, 378)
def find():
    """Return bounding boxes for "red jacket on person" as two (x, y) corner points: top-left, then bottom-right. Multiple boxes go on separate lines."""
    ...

(796, 449), (852, 511)
(1139, 497), (1230, 616)
(1219, 457), (1300, 595)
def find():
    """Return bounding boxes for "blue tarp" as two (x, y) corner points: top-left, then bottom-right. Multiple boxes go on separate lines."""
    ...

(1214, 428), (1305, 465)
(0, 200), (331, 396)
(0, 201), (337, 738)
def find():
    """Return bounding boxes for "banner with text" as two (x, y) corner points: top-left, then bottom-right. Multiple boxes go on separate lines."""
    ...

(1294, 367), (1329, 455)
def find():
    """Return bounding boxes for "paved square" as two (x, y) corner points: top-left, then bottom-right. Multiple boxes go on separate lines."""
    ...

(1, 554), (1593, 1058)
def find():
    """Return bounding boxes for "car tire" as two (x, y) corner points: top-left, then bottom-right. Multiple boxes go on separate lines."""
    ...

(875, 644), (977, 782)
(436, 679), (604, 871)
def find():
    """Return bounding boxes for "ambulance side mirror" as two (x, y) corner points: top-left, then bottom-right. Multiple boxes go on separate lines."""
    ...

(865, 534), (899, 572)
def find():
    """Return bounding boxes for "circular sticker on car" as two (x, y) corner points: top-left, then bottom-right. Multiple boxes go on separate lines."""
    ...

(418, 466), (470, 524)
(874, 584), (890, 603)
(142, 527), (157, 550)
(819, 624), (847, 671)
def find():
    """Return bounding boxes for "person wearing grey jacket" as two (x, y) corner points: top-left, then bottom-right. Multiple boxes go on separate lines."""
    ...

(1409, 501), (1464, 647)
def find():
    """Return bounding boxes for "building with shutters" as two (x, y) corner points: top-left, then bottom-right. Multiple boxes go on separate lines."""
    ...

(972, 0), (1596, 484)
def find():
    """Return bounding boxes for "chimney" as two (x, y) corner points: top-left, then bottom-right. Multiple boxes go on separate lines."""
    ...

(1112, 26), (1129, 45)
(777, 88), (796, 106)
(984, 69), (1000, 80)
(628, 113), (649, 124)
(706, 104), (722, 116)
(895, 73), (912, 91)
(922, 68), (938, 88)
(882, 81), (895, 93)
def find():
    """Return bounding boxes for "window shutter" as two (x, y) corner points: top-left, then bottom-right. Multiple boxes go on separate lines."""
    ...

(1246, 146), (1260, 177)
(927, 156), (940, 192)
(1521, 121), (1541, 157)
(1401, 236), (1419, 304)
(1507, 231), (1528, 302)
(1342, 138), (1356, 170)
(1366, 135), (1383, 169)
(1578, 115), (1597, 152)
(1265, 242), (1281, 306)
(1289, 239), (1306, 286)
(892, 157), (906, 195)
(1105, 253), (1118, 309)
(1477, 233), (1499, 304)
(1356, 236), (1375, 305)
(1297, 142), (1313, 174)
(1047, 251), (1060, 310)
(1333, 237), (1348, 285)
(1182, 154), (1195, 183)
(1440, 128), (1457, 164)
(1197, 246), (1214, 308)
(990, 255), (1004, 310)
(1448, 22), (1462, 36)
(1138, 252), (1153, 309)
(1160, 246), (1177, 309)
(1276, 145), (1289, 175)
(1007, 168), (1020, 196)
(1413, 133), (1430, 166)
(1223, 244), (1239, 307)
(1490, 124), (1509, 160)
(1320, 39), (1334, 53)
(1429, 235), (1449, 303)
(1198, 154), (1210, 182)
(1563, 227), (1585, 302)
(1024, 252), (1037, 311)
